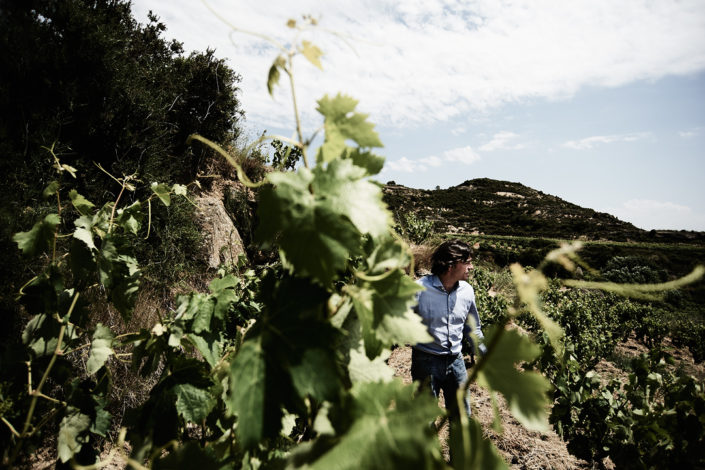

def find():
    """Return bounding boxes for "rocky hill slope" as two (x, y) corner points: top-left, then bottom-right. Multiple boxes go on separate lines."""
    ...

(383, 178), (704, 243)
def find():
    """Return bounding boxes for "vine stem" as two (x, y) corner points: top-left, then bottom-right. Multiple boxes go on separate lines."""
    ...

(1, 417), (20, 438)
(21, 292), (80, 436)
(284, 61), (309, 168)
(108, 183), (127, 234)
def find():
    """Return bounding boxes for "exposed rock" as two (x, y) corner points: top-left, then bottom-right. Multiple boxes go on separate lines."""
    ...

(193, 184), (246, 269)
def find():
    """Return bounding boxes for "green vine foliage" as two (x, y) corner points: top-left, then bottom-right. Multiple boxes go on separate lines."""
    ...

(5, 14), (704, 470)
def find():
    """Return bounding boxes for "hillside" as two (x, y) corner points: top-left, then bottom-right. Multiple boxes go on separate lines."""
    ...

(383, 178), (705, 243)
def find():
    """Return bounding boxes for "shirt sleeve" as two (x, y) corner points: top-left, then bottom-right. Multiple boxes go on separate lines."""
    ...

(463, 296), (487, 356)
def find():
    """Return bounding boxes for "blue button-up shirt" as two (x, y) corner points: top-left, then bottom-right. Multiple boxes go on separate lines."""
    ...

(413, 274), (485, 356)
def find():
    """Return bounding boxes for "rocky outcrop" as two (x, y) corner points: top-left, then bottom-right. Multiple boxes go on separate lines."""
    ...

(193, 182), (246, 269)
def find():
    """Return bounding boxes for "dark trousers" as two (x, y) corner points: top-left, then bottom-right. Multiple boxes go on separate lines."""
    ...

(410, 348), (471, 418)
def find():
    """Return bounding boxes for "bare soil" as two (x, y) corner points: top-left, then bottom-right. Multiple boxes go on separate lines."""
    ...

(388, 345), (590, 469)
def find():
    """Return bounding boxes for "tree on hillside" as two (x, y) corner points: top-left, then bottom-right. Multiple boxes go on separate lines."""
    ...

(0, 0), (245, 407)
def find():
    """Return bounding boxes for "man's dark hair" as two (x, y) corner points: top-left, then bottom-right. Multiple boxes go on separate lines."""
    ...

(431, 239), (472, 276)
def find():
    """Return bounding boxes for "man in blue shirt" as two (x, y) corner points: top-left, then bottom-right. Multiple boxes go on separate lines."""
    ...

(412, 239), (485, 419)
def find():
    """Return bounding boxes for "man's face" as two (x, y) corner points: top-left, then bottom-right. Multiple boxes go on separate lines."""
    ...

(448, 258), (473, 283)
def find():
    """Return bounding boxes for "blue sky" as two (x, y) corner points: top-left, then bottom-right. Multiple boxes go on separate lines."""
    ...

(131, 0), (705, 231)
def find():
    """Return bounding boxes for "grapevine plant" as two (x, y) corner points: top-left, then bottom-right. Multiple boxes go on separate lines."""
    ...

(5, 12), (704, 469)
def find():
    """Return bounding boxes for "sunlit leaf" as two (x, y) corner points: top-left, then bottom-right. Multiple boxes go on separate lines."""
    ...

(227, 339), (267, 448)
(312, 159), (390, 238)
(475, 326), (552, 431)
(257, 169), (361, 286)
(69, 189), (95, 216)
(43, 180), (59, 199)
(301, 40), (323, 70)
(297, 381), (443, 469)
(58, 407), (91, 463)
(174, 383), (216, 423)
(13, 213), (60, 256)
(86, 323), (114, 374)
(316, 93), (382, 163)
(151, 182), (171, 206)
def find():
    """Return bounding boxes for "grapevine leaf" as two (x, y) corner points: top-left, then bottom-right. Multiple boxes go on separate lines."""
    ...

(312, 159), (391, 238)
(43, 180), (59, 199)
(151, 182), (171, 206)
(339, 306), (395, 383)
(172, 183), (188, 196)
(58, 407), (91, 463)
(91, 407), (112, 437)
(475, 326), (552, 431)
(301, 40), (323, 70)
(347, 269), (430, 358)
(22, 313), (79, 358)
(510, 263), (564, 353)
(347, 148), (385, 176)
(86, 324), (114, 374)
(68, 189), (95, 216)
(188, 331), (223, 369)
(257, 169), (361, 286)
(289, 348), (343, 401)
(227, 339), (268, 448)
(297, 381), (443, 469)
(174, 383), (216, 423)
(209, 274), (240, 293)
(267, 56), (285, 96)
(450, 415), (508, 470)
(111, 255), (140, 320)
(316, 94), (382, 163)
(13, 213), (60, 256)
(18, 265), (64, 316)
(349, 343), (394, 384)
(115, 201), (143, 235)
(73, 215), (96, 252)
(153, 442), (220, 469)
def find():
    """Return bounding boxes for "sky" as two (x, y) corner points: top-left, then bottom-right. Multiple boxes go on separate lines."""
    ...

(131, 0), (705, 232)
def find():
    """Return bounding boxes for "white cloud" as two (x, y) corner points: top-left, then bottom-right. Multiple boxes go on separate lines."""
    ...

(386, 157), (427, 173)
(442, 146), (481, 164)
(603, 199), (705, 230)
(479, 131), (525, 151)
(679, 127), (703, 138)
(385, 145), (480, 175)
(563, 132), (649, 150)
(131, 0), (705, 132)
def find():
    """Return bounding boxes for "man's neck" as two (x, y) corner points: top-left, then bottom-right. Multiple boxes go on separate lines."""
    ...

(438, 273), (458, 292)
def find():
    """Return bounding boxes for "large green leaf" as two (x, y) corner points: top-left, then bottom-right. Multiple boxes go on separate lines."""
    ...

(22, 313), (79, 358)
(58, 407), (91, 463)
(174, 383), (216, 423)
(68, 189), (95, 216)
(151, 182), (171, 206)
(312, 159), (390, 238)
(115, 201), (143, 235)
(257, 169), (361, 286)
(316, 94), (383, 163)
(475, 326), (552, 431)
(43, 180), (60, 199)
(13, 213), (60, 256)
(346, 148), (385, 176)
(300, 381), (444, 469)
(227, 339), (267, 448)
(86, 323), (114, 374)
(348, 269), (430, 358)
(289, 348), (343, 401)
(450, 414), (508, 470)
